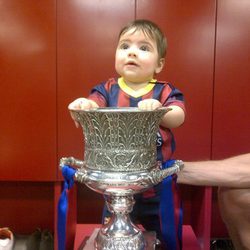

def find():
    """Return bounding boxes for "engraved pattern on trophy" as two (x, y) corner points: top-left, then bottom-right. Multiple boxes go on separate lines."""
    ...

(61, 108), (184, 250)
(95, 233), (144, 250)
(71, 108), (167, 172)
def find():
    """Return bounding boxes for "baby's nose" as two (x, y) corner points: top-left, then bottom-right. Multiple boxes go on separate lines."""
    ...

(128, 47), (137, 57)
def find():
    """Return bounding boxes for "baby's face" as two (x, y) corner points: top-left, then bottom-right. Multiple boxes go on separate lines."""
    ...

(115, 28), (164, 84)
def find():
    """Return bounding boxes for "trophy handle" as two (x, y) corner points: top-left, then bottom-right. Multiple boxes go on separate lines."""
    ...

(59, 157), (85, 169)
(59, 156), (90, 183)
(146, 160), (184, 186)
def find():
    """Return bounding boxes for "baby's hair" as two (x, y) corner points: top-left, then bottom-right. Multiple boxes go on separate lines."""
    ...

(118, 19), (167, 59)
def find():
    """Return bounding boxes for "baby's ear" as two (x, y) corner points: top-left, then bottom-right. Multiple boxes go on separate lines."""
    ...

(155, 58), (165, 74)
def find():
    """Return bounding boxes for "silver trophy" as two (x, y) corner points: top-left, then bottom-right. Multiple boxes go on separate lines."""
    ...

(60, 107), (184, 250)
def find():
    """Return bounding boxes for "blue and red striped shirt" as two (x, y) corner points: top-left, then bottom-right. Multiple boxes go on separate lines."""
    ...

(89, 77), (185, 249)
(88, 77), (185, 163)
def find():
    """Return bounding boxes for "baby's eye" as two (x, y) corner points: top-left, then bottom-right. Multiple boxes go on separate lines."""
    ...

(140, 45), (150, 51)
(120, 43), (129, 50)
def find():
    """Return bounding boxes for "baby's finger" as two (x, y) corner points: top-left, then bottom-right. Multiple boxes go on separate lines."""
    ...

(68, 98), (82, 109)
(138, 100), (146, 110)
(69, 110), (80, 128)
(79, 101), (90, 110)
(74, 121), (80, 128)
(90, 100), (99, 109)
(151, 101), (162, 110)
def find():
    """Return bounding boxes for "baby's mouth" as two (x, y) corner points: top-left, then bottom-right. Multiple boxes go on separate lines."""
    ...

(126, 61), (138, 67)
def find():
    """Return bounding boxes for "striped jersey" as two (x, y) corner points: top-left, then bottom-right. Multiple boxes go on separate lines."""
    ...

(88, 77), (185, 162)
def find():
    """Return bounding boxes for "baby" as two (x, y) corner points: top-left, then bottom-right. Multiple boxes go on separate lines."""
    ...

(69, 19), (186, 250)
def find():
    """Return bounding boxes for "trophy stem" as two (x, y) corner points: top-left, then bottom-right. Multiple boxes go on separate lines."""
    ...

(62, 109), (183, 249)
(95, 195), (145, 250)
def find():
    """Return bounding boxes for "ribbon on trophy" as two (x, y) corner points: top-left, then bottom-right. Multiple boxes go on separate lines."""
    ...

(160, 159), (183, 250)
(57, 165), (76, 250)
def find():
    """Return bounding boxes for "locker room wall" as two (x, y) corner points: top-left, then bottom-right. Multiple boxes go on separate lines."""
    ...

(1, 0), (249, 246)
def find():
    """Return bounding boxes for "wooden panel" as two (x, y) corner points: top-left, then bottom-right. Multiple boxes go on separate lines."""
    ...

(0, 1), (57, 180)
(211, 0), (250, 238)
(0, 182), (54, 233)
(137, 2), (216, 248)
(137, 0), (216, 161)
(57, 0), (135, 229)
(57, 0), (135, 174)
(212, 0), (250, 159)
(77, 184), (104, 224)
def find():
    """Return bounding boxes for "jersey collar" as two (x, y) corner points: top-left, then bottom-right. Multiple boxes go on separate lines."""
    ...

(118, 77), (156, 98)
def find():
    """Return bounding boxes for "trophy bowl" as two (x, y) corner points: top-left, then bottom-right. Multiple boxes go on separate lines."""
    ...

(60, 107), (184, 250)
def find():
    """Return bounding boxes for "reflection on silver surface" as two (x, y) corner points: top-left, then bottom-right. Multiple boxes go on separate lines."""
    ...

(61, 107), (184, 250)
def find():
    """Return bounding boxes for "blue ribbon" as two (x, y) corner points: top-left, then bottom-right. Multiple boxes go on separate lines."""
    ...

(57, 165), (76, 250)
(57, 161), (182, 250)
(160, 159), (183, 250)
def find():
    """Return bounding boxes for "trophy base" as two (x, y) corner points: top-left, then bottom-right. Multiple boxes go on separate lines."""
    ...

(81, 228), (161, 250)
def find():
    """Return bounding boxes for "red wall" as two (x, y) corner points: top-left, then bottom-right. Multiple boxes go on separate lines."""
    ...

(211, 0), (250, 238)
(0, 0), (57, 181)
(212, 0), (250, 158)
(57, 0), (135, 170)
(137, 0), (216, 161)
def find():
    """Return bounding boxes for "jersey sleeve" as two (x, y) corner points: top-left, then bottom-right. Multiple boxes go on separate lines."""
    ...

(161, 83), (186, 112)
(88, 82), (108, 107)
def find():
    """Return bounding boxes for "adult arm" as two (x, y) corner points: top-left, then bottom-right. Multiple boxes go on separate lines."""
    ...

(177, 153), (250, 188)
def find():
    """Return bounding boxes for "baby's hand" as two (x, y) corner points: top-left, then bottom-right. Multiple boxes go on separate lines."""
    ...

(138, 99), (162, 110)
(68, 98), (99, 110)
(68, 98), (99, 128)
